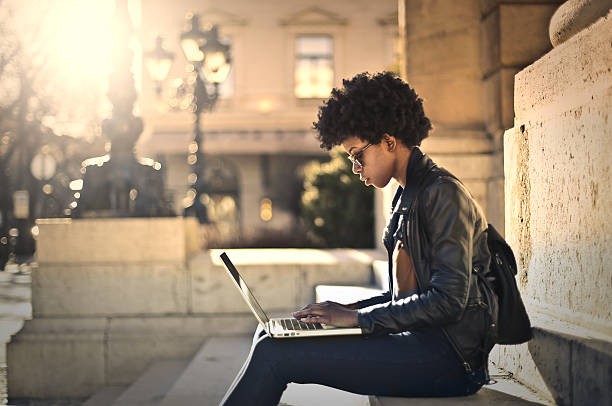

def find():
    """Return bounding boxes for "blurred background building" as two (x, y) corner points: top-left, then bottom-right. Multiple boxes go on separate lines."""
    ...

(136, 0), (399, 246)
(0, 0), (564, 258)
(0, 0), (398, 260)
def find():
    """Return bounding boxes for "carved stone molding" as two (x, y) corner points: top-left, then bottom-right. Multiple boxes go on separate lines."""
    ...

(279, 6), (347, 26)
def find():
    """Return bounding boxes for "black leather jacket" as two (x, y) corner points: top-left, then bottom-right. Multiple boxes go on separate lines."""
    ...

(356, 148), (497, 371)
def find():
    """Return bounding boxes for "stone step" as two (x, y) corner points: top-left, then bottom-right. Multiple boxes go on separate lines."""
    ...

(83, 385), (127, 406)
(111, 359), (189, 405)
(160, 335), (252, 406)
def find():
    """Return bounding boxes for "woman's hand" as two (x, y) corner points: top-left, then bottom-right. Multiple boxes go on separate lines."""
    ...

(292, 301), (359, 327)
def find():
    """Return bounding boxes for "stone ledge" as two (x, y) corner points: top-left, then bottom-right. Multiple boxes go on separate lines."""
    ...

(206, 248), (385, 266)
(35, 217), (201, 264)
(31, 263), (190, 317)
(192, 249), (385, 314)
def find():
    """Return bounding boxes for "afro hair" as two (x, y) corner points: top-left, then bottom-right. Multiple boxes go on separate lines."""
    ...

(313, 71), (432, 150)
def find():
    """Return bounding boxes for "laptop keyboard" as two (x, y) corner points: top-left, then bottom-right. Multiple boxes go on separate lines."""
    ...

(280, 318), (323, 331)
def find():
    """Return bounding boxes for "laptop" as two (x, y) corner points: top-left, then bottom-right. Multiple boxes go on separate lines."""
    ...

(219, 252), (363, 338)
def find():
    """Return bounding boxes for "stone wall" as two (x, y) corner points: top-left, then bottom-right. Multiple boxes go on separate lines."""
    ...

(493, 4), (611, 405)
(505, 1), (610, 342)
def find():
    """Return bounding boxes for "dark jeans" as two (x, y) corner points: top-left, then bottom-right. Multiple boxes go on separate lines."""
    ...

(221, 326), (485, 405)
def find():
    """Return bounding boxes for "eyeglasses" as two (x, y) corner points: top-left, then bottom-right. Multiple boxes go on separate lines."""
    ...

(347, 143), (373, 169)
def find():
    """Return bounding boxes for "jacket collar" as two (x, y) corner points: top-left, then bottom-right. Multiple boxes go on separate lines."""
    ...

(404, 147), (437, 192)
(391, 147), (438, 214)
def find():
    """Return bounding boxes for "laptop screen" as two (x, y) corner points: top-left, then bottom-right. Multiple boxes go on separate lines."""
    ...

(220, 252), (270, 326)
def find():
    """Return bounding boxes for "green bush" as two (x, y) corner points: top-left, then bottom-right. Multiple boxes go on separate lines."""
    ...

(301, 149), (374, 248)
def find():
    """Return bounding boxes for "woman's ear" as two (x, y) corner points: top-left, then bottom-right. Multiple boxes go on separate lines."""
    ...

(383, 133), (396, 152)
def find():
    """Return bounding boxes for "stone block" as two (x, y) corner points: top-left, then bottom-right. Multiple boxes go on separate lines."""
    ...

(190, 252), (255, 314)
(35, 217), (201, 264)
(31, 263), (189, 316)
(190, 251), (301, 313)
(483, 68), (521, 135)
(571, 336), (612, 405)
(420, 131), (492, 155)
(299, 251), (378, 304)
(510, 13), (611, 322)
(499, 3), (559, 67)
(481, 6), (501, 76)
(481, 3), (560, 74)
(191, 249), (381, 315)
(409, 74), (484, 129)
(7, 319), (106, 399)
(402, 1), (484, 127)
(427, 153), (495, 182)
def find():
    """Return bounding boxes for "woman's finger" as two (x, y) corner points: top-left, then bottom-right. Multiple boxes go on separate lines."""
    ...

(300, 314), (329, 324)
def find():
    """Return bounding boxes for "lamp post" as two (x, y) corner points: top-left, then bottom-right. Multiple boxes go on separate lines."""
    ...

(75, 0), (173, 219)
(145, 13), (231, 223)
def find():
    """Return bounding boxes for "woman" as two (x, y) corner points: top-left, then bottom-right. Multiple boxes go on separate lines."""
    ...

(221, 72), (497, 405)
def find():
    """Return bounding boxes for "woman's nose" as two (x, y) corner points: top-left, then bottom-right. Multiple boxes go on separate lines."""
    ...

(351, 162), (361, 174)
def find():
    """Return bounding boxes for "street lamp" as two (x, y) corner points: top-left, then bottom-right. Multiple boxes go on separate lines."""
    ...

(145, 13), (231, 224)
(144, 36), (174, 96)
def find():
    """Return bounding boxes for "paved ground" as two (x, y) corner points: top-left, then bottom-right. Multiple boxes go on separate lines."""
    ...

(0, 265), (33, 406)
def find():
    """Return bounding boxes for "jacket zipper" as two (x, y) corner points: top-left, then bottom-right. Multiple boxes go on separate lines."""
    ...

(406, 210), (474, 374)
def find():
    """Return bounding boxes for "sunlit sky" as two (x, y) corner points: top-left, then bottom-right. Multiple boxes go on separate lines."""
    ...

(4, 0), (141, 138)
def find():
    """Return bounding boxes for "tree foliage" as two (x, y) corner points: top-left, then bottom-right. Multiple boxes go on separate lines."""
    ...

(301, 149), (374, 248)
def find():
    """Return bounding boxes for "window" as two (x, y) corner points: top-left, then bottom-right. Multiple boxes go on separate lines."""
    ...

(294, 35), (333, 99)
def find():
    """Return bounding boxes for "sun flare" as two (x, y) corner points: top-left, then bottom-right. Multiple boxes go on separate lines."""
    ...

(7, 0), (141, 137)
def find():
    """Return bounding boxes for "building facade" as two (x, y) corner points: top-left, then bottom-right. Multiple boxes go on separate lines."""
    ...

(137, 0), (398, 245)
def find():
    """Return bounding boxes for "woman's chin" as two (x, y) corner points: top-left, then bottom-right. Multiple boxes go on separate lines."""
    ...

(368, 179), (382, 188)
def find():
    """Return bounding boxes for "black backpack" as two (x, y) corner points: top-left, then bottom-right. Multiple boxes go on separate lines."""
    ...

(480, 224), (532, 344)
